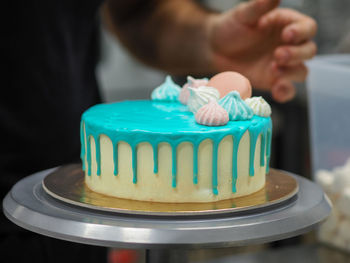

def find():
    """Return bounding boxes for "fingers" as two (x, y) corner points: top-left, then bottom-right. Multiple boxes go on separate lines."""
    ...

(236, 0), (280, 26)
(281, 16), (317, 44)
(271, 80), (296, 103)
(259, 8), (304, 27)
(269, 62), (307, 103)
(273, 62), (308, 82)
(259, 8), (317, 44)
(274, 41), (317, 66)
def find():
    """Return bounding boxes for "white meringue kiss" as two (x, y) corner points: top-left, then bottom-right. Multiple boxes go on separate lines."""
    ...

(179, 76), (209, 105)
(187, 86), (220, 113)
(245, 96), (272, 117)
(195, 100), (229, 126)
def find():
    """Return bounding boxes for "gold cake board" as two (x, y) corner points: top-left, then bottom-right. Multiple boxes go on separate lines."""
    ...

(42, 164), (298, 216)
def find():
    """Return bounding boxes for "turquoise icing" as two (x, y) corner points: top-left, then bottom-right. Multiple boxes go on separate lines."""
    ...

(266, 129), (272, 173)
(219, 91), (254, 121)
(231, 134), (243, 192)
(152, 144), (158, 173)
(80, 121), (86, 171)
(193, 144), (198, 184)
(172, 147), (177, 187)
(81, 100), (272, 195)
(113, 143), (118, 175)
(131, 145), (137, 183)
(151, 76), (181, 102)
(212, 141), (219, 195)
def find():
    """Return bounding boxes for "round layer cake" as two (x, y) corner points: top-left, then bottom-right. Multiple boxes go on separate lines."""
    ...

(80, 100), (272, 203)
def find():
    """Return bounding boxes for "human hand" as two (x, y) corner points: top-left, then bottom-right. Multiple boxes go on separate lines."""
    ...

(207, 0), (317, 102)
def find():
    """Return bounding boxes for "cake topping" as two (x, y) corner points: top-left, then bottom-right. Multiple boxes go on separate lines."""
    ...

(187, 86), (220, 113)
(195, 100), (229, 126)
(207, 71), (252, 99)
(219, 91), (254, 121)
(245, 96), (272, 117)
(179, 76), (209, 105)
(151, 76), (181, 102)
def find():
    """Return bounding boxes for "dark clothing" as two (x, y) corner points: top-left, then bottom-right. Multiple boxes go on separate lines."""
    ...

(0, 232), (107, 263)
(2, 0), (102, 194)
(2, 0), (106, 262)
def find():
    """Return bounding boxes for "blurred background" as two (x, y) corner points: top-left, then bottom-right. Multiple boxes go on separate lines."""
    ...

(99, 0), (350, 262)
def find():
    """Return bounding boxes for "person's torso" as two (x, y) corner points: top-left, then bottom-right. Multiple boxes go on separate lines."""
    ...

(1, 0), (104, 189)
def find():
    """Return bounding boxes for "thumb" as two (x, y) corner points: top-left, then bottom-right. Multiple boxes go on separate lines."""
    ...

(235, 0), (280, 26)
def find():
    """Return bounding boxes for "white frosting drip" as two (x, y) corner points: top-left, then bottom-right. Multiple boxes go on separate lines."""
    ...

(187, 86), (220, 113)
(245, 96), (271, 117)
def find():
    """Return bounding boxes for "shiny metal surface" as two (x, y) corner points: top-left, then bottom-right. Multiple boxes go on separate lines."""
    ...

(42, 164), (299, 216)
(3, 167), (331, 249)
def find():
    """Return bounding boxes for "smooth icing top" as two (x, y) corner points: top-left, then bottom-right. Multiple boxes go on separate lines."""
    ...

(219, 91), (254, 121)
(81, 100), (272, 195)
(82, 100), (266, 137)
(151, 76), (181, 102)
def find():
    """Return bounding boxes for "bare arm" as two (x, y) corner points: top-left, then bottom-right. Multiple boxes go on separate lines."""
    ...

(104, 0), (317, 103)
(103, 0), (215, 75)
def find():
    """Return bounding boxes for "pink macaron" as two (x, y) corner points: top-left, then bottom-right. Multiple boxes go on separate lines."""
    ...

(207, 71), (252, 99)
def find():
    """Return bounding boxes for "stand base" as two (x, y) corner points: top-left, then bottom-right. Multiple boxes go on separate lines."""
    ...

(3, 167), (331, 263)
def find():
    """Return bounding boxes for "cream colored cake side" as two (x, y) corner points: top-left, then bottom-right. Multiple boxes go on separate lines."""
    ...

(83, 129), (266, 203)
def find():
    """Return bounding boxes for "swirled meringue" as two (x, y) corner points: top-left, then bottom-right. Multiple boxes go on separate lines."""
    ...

(179, 76), (209, 105)
(187, 86), (220, 113)
(245, 96), (272, 117)
(195, 100), (229, 126)
(218, 91), (253, 121)
(151, 76), (181, 102)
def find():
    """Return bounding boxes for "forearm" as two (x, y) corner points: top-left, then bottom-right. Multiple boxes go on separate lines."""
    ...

(104, 0), (216, 75)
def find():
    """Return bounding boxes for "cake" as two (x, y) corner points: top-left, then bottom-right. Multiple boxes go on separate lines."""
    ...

(80, 72), (272, 203)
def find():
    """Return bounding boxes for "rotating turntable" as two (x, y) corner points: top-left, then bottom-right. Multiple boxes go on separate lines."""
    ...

(3, 164), (331, 263)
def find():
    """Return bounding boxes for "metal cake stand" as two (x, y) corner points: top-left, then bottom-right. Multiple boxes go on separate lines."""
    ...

(3, 167), (331, 263)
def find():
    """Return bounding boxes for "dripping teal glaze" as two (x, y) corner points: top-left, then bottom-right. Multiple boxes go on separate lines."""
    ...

(266, 129), (272, 173)
(94, 134), (101, 176)
(113, 142), (118, 175)
(212, 141), (219, 195)
(81, 100), (272, 195)
(172, 146), (177, 187)
(86, 136), (92, 176)
(152, 144), (158, 174)
(248, 120), (261, 177)
(260, 132), (266, 167)
(232, 132), (244, 193)
(80, 121), (86, 171)
(132, 145), (137, 183)
(193, 143), (198, 184)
